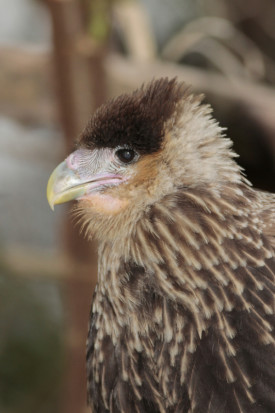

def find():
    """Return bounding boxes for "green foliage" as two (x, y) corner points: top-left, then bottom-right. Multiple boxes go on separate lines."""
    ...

(88, 0), (111, 42)
(0, 264), (65, 413)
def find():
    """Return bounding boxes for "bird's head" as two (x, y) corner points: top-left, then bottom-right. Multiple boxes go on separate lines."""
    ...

(47, 78), (242, 241)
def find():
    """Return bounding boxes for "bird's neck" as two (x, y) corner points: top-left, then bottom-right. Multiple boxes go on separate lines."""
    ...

(95, 182), (269, 334)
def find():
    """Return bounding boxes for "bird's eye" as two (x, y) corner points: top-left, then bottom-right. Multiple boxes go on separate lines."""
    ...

(115, 148), (137, 164)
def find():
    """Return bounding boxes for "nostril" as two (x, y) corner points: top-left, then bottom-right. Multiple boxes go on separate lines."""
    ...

(66, 152), (79, 170)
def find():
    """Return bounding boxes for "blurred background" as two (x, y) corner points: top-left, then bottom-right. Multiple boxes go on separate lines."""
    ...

(0, 0), (274, 412)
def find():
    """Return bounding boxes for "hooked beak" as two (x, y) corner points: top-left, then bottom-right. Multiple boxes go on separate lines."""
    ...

(47, 150), (124, 210)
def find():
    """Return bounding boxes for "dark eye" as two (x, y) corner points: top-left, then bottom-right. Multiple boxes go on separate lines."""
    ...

(115, 148), (137, 164)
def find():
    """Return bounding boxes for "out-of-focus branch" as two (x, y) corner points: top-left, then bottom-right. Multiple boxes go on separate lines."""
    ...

(113, 0), (157, 61)
(161, 17), (265, 81)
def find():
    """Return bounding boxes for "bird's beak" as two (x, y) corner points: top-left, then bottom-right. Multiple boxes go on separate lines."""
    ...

(47, 149), (124, 210)
(47, 160), (86, 210)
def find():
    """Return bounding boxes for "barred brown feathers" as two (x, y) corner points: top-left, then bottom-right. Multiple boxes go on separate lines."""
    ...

(86, 184), (275, 413)
(47, 78), (275, 413)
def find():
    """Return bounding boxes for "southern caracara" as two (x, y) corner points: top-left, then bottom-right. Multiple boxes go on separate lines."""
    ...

(47, 78), (275, 413)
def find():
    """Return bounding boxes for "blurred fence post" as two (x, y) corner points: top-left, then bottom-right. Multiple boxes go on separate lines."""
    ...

(45, 0), (108, 412)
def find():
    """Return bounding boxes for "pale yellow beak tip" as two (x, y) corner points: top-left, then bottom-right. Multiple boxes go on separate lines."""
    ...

(46, 159), (87, 210)
(47, 171), (56, 211)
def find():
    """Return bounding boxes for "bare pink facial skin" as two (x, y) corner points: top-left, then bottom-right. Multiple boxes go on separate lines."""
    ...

(65, 149), (126, 193)
(65, 148), (129, 214)
(47, 146), (130, 211)
(80, 193), (130, 215)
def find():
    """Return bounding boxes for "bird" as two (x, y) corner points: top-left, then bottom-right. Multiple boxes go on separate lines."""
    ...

(47, 78), (275, 413)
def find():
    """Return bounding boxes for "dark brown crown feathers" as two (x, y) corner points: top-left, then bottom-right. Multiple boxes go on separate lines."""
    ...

(79, 78), (188, 154)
